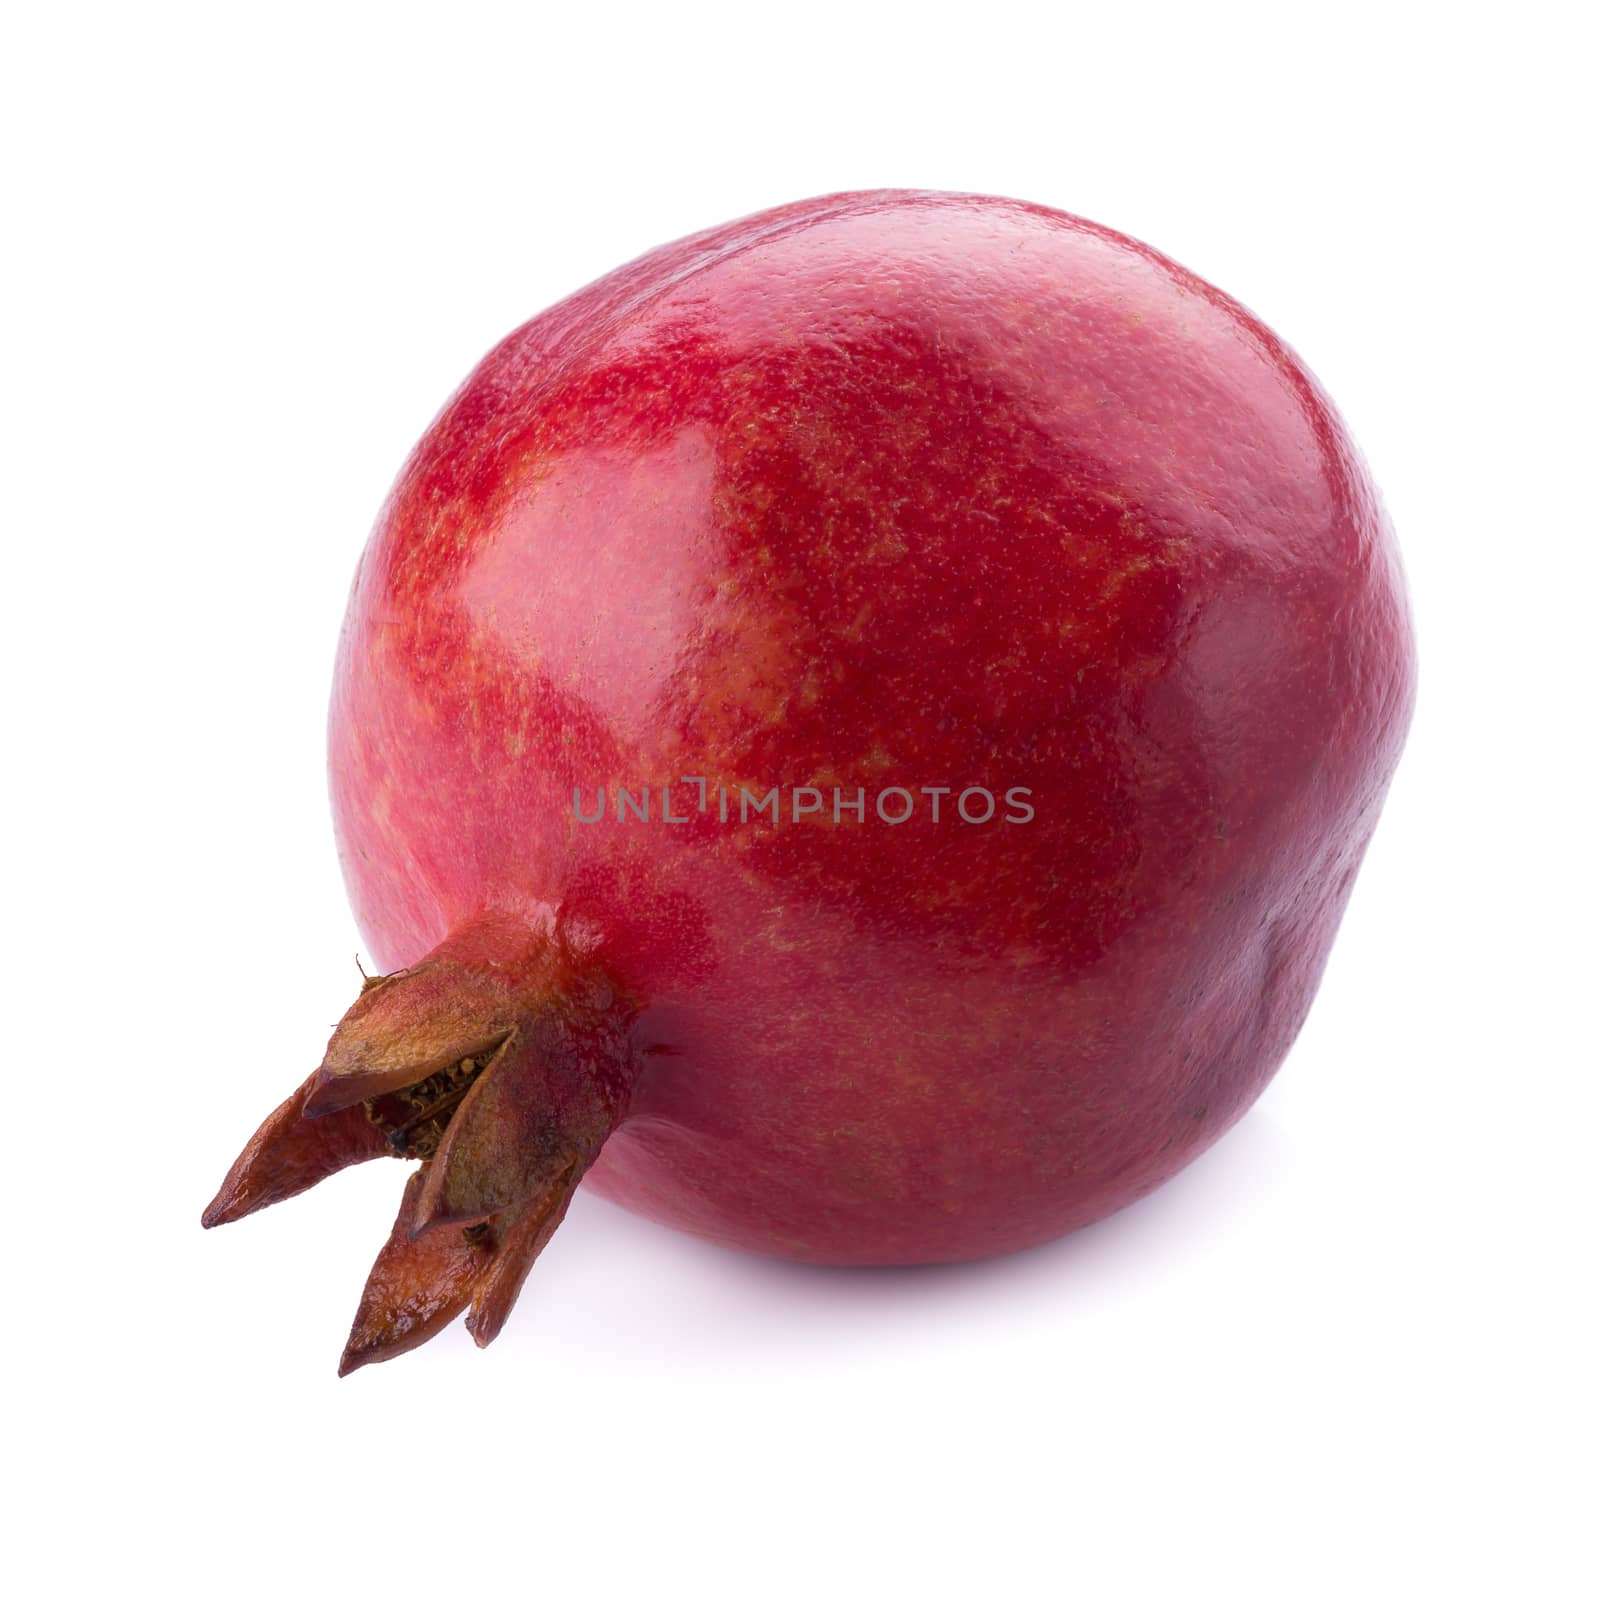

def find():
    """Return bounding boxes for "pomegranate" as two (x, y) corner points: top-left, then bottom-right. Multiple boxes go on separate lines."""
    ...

(204, 190), (1415, 1371)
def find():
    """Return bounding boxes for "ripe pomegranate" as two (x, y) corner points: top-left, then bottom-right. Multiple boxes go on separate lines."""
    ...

(204, 190), (1415, 1371)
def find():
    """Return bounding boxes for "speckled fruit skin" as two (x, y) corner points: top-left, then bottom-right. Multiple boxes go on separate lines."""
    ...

(330, 190), (1415, 1265)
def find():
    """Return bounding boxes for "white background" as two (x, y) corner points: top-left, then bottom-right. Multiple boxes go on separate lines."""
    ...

(6, 4), (1594, 1595)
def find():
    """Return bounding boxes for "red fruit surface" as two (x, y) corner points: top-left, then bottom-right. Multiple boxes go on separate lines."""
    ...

(327, 190), (1414, 1267)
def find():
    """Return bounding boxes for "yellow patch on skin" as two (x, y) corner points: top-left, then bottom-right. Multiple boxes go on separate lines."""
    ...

(1100, 553), (1155, 601)
(688, 613), (801, 734)
(843, 603), (875, 640)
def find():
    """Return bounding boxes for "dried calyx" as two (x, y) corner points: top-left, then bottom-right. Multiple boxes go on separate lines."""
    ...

(202, 915), (634, 1374)
(364, 1049), (497, 1159)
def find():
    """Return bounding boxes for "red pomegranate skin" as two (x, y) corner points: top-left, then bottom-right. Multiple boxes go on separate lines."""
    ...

(328, 190), (1414, 1266)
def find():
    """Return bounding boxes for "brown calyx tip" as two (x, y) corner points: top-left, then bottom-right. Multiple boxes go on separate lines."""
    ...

(202, 914), (636, 1368)
(201, 1071), (392, 1228)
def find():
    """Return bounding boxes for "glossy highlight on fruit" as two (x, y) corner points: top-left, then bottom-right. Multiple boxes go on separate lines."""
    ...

(204, 190), (1416, 1370)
